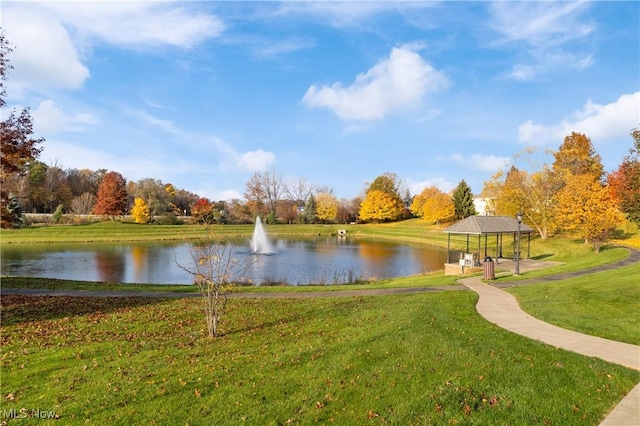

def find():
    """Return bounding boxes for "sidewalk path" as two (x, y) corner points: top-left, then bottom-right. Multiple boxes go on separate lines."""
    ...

(460, 258), (640, 425)
(460, 276), (640, 370)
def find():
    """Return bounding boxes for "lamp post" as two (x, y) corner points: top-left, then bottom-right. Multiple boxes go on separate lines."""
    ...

(515, 212), (522, 276)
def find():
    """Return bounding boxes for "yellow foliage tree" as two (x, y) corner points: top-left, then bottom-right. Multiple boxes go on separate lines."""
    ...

(552, 132), (604, 179)
(555, 174), (623, 252)
(411, 186), (454, 226)
(359, 190), (404, 223)
(484, 165), (562, 240)
(315, 192), (338, 223)
(131, 197), (150, 224)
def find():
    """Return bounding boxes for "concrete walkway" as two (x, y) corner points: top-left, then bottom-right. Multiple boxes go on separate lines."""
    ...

(460, 267), (640, 425)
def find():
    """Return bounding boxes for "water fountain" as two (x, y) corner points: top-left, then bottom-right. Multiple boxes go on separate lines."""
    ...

(250, 216), (274, 253)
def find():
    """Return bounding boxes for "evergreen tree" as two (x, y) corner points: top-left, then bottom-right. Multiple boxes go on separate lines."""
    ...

(303, 194), (318, 224)
(452, 180), (477, 220)
(2, 192), (24, 228)
(52, 204), (64, 223)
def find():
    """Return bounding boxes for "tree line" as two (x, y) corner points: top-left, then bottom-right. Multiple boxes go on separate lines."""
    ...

(2, 30), (639, 250)
(482, 131), (640, 251)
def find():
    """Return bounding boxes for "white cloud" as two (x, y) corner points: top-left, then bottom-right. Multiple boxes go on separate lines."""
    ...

(489, 2), (593, 46)
(236, 149), (276, 172)
(3, 7), (90, 92)
(39, 2), (225, 49)
(2, 2), (224, 95)
(302, 44), (448, 121)
(195, 187), (243, 202)
(251, 37), (315, 59)
(276, 2), (435, 28)
(445, 153), (512, 172)
(126, 109), (179, 134)
(408, 177), (456, 195)
(488, 2), (595, 80)
(518, 92), (640, 144)
(31, 100), (98, 134)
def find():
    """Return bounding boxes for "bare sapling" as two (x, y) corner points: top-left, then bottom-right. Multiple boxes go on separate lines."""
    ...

(176, 230), (255, 338)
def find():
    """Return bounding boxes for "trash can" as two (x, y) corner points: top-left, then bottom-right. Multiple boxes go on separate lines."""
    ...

(483, 256), (495, 280)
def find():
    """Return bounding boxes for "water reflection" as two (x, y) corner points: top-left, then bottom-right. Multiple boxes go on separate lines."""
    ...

(95, 246), (127, 282)
(1, 237), (447, 286)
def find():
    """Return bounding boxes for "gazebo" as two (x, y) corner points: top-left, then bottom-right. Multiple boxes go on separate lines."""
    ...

(443, 216), (534, 266)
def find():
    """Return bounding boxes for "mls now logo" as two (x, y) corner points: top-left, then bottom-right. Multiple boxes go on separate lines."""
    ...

(1, 408), (58, 419)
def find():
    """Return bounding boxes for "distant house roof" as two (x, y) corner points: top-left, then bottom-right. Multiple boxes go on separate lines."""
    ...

(443, 215), (534, 235)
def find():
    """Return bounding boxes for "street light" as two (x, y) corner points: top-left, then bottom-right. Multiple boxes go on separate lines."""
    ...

(515, 212), (523, 275)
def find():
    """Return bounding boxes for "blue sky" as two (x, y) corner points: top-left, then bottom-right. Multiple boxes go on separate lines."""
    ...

(4, 1), (639, 201)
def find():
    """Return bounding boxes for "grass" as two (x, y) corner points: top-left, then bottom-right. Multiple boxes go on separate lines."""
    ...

(0, 221), (351, 244)
(2, 292), (638, 425)
(493, 240), (630, 283)
(0, 272), (462, 294)
(508, 261), (640, 345)
(2, 219), (640, 423)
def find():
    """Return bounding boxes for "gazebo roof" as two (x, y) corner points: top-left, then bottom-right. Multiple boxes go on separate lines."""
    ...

(443, 215), (534, 235)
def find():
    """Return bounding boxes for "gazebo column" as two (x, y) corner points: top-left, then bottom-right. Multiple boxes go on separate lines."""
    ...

(447, 234), (451, 263)
(484, 234), (488, 258)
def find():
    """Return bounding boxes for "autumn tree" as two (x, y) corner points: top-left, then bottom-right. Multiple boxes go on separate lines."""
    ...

(131, 197), (151, 224)
(358, 173), (405, 223)
(556, 174), (623, 252)
(607, 129), (640, 224)
(43, 163), (73, 213)
(243, 170), (286, 221)
(1, 33), (44, 227)
(315, 192), (338, 223)
(451, 180), (476, 220)
(93, 171), (128, 218)
(483, 160), (562, 240)
(226, 198), (253, 224)
(71, 192), (96, 214)
(128, 178), (171, 217)
(552, 132), (604, 180)
(337, 197), (360, 224)
(359, 190), (404, 223)
(285, 178), (315, 208)
(192, 197), (215, 224)
(411, 186), (454, 226)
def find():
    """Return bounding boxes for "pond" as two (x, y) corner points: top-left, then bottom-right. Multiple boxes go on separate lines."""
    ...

(1, 237), (448, 286)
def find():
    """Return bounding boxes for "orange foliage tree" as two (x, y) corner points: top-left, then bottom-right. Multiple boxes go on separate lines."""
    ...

(1, 33), (44, 228)
(192, 197), (215, 224)
(607, 129), (640, 224)
(93, 171), (128, 218)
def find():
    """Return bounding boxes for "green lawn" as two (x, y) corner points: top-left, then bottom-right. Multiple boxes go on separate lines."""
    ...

(509, 261), (640, 345)
(2, 219), (640, 424)
(2, 292), (638, 425)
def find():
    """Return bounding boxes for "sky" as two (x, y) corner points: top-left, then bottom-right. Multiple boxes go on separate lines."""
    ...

(3, 1), (639, 201)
